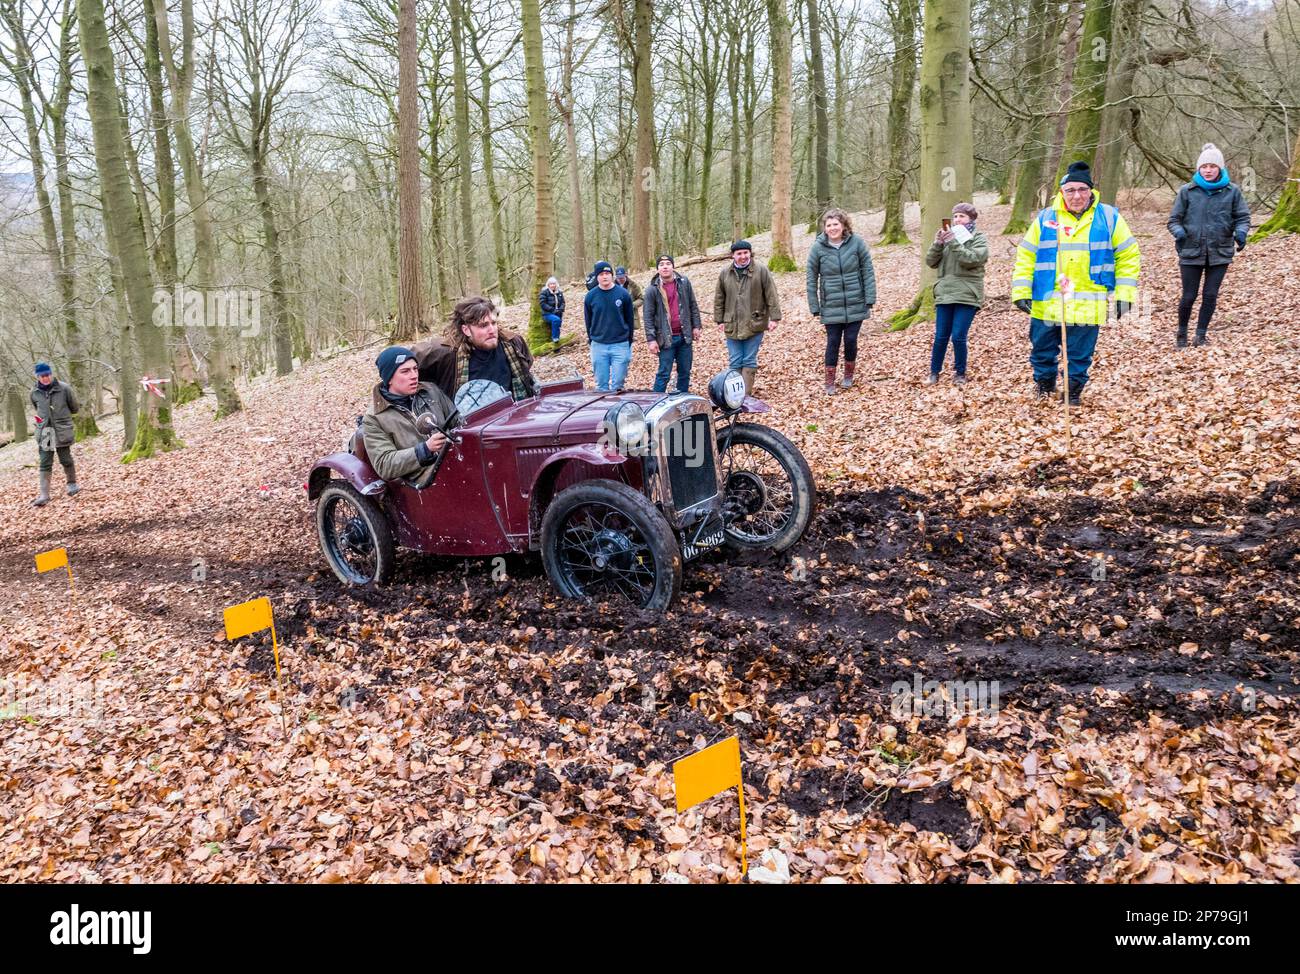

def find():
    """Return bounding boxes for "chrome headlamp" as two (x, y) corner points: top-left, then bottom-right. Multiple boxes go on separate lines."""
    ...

(603, 401), (649, 454)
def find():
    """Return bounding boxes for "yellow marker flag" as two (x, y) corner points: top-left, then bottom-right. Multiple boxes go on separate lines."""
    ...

(223, 597), (287, 735)
(673, 735), (748, 875)
(35, 547), (74, 594)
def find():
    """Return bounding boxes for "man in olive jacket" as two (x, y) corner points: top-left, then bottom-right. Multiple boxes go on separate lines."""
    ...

(30, 362), (81, 507)
(713, 241), (782, 396)
(362, 346), (456, 489)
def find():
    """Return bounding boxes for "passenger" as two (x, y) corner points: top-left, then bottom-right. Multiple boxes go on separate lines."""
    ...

(414, 296), (539, 402)
(362, 346), (456, 486)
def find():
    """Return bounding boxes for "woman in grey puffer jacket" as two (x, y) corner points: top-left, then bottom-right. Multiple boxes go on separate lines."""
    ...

(806, 207), (876, 395)
(1167, 143), (1251, 347)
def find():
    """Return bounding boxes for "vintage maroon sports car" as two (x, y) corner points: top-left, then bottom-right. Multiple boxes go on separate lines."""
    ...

(307, 370), (815, 610)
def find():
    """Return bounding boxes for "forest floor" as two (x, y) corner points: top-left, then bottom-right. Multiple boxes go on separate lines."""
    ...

(2, 195), (1298, 883)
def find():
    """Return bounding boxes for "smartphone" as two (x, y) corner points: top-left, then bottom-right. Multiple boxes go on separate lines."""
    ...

(941, 218), (952, 231)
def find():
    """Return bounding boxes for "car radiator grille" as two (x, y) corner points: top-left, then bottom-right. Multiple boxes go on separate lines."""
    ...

(665, 414), (717, 511)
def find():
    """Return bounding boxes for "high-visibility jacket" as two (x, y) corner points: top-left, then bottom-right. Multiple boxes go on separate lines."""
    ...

(1011, 190), (1140, 325)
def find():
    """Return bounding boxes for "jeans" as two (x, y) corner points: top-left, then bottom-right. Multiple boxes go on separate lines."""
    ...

(930, 303), (978, 375)
(1029, 318), (1100, 386)
(590, 341), (632, 392)
(725, 332), (764, 370)
(1178, 263), (1229, 333)
(824, 321), (863, 367)
(543, 313), (562, 342)
(653, 335), (693, 393)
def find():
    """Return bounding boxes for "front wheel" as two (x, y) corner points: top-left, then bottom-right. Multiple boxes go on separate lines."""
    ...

(716, 422), (817, 552)
(316, 480), (396, 585)
(541, 479), (682, 611)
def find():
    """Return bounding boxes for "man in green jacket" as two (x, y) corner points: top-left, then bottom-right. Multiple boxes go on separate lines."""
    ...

(362, 346), (456, 488)
(30, 362), (81, 507)
(713, 241), (782, 396)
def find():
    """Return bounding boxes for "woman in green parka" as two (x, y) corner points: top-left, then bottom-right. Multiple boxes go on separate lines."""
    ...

(806, 208), (877, 395)
(924, 201), (989, 385)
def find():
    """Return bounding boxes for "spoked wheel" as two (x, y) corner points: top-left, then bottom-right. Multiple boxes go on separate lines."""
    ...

(316, 481), (396, 585)
(541, 480), (681, 611)
(716, 422), (817, 552)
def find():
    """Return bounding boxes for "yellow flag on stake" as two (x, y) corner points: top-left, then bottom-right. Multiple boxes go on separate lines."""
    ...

(223, 596), (287, 736)
(673, 735), (748, 874)
(35, 547), (74, 594)
(34, 547), (68, 573)
(223, 596), (274, 641)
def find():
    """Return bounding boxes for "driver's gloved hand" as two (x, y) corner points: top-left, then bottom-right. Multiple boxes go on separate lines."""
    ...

(1014, 299), (1033, 315)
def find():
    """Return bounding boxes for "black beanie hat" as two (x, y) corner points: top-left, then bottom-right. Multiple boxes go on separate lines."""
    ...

(1060, 161), (1094, 188)
(593, 260), (613, 277)
(655, 254), (675, 267)
(376, 345), (414, 385)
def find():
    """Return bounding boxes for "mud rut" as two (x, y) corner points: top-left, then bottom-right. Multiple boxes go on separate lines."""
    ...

(191, 476), (1292, 833)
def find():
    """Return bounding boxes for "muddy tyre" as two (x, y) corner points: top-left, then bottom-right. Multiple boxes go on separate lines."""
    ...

(316, 481), (396, 585)
(541, 480), (682, 611)
(716, 422), (817, 552)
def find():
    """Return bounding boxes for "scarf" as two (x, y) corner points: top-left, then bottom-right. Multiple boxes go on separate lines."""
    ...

(1193, 168), (1231, 191)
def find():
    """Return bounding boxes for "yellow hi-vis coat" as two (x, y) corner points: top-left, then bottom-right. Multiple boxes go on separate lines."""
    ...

(1011, 190), (1140, 325)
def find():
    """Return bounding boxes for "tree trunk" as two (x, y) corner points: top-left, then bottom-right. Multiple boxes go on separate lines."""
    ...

(395, 0), (425, 339)
(889, 0), (972, 331)
(521, 0), (556, 347)
(449, 0), (478, 294)
(1095, 0), (1146, 204)
(629, 0), (654, 270)
(806, 0), (831, 222)
(80, 0), (177, 459)
(559, 0), (586, 278)
(153, 0), (243, 417)
(1004, 0), (1064, 234)
(880, 0), (919, 244)
(1055, 0), (1111, 182)
(1253, 127), (1300, 239)
(727, 10), (743, 242)
(767, 0), (796, 270)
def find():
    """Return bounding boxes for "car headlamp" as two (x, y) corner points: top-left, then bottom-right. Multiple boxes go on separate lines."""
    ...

(708, 369), (747, 410)
(604, 402), (648, 453)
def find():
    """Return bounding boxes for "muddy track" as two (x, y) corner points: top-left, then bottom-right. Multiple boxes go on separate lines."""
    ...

(164, 478), (1293, 832)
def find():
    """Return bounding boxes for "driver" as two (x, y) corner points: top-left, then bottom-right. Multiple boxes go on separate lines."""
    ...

(414, 296), (539, 402)
(362, 346), (455, 487)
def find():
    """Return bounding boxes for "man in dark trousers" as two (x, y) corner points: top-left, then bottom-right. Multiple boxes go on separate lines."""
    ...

(643, 255), (702, 393)
(30, 361), (81, 507)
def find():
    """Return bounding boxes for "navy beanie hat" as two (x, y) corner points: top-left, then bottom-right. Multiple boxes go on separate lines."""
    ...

(615, 266), (628, 277)
(1060, 161), (1094, 188)
(730, 240), (753, 253)
(34, 362), (52, 376)
(376, 346), (414, 385)
(593, 261), (613, 276)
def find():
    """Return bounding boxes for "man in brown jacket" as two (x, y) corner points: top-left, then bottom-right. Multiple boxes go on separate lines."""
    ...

(413, 296), (538, 403)
(713, 241), (782, 396)
(362, 346), (456, 488)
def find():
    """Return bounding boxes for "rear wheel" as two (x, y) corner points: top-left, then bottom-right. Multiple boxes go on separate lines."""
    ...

(716, 422), (817, 552)
(316, 481), (396, 584)
(541, 480), (681, 611)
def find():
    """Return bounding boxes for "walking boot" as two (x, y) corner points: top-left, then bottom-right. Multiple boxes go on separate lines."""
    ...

(1193, 326), (1209, 347)
(65, 463), (80, 497)
(32, 470), (51, 507)
(1066, 379), (1084, 407)
(824, 366), (837, 396)
(840, 359), (856, 389)
(1034, 376), (1056, 400)
(741, 367), (756, 397)
(1176, 323), (1188, 348)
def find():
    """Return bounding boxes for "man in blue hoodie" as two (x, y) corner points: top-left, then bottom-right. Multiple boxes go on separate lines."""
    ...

(583, 261), (635, 392)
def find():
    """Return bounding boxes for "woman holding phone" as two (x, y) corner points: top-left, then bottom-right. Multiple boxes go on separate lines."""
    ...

(924, 201), (989, 385)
